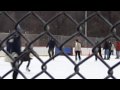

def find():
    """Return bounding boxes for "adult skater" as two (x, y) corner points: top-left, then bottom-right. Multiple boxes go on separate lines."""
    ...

(75, 39), (81, 61)
(115, 41), (120, 59)
(6, 33), (21, 79)
(111, 42), (115, 55)
(19, 43), (32, 72)
(95, 41), (103, 61)
(108, 41), (112, 59)
(103, 41), (111, 60)
(46, 38), (56, 58)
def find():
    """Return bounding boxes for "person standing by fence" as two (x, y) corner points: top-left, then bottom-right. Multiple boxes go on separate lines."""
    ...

(75, 39), (81, 61)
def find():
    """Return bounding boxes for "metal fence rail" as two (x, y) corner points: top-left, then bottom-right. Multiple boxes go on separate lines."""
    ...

(0, 11), (119, 79)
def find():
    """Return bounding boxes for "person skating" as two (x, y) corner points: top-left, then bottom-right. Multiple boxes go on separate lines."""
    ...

(75, 39), (81, 61)
(111, 43), (115, 55)
(6, 33), (21, 79)
(108, 41), (112, 60)
(95, 41), (103, 61)
(103, 41), (111, 60)
(115, 41), (120, 59)
(46, 38), (56, 59)
(19, 43), (32, 72)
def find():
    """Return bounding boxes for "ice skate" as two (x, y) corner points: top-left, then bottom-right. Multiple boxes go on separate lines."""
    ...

(26, 68), (31, 72)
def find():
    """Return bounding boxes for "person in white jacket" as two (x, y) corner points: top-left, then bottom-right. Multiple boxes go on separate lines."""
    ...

(111, 43), (115, 55)
(75, 39), (81, 61)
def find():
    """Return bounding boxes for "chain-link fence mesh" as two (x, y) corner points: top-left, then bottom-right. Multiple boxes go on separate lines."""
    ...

(0, 11), (120, 79)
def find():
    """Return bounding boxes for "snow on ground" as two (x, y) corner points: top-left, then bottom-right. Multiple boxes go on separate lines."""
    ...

(0, 55), (120, 79)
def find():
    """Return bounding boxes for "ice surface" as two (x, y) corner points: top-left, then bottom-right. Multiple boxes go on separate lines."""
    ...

(0, 55), (120, 79)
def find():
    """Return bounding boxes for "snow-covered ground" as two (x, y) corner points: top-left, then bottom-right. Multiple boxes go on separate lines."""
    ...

(0, 55), (120, 79)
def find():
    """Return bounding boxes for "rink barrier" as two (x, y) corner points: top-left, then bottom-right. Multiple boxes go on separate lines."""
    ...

(0, 11), (119, 79)
(55, 47), (72, 55)
(0, 47), (106, 57)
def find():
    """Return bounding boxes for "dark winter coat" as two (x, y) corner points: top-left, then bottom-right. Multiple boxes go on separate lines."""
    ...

(47, 39), (56, 49)
(20, 52), (32, 61)
(96, 41), (102, 52)
(6, 35), (21, 55)
(98, 45), (102, 52)
(5, 34), (21, 62)
(103, 41), (111, 50)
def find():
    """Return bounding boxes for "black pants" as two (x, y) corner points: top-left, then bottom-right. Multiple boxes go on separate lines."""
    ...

(20, 52), (32, 70)
(19, 60), (31, 69)
(48, 48), (54, 58)
(111, 50), (114, 55)
(75, 51), (81, 60)
(26, 60), (31, 69)
(11, 60), (31, 79)
(108, 50), (112, 59)
(11, 61), (19, 79)
(95, 51), (103, 60)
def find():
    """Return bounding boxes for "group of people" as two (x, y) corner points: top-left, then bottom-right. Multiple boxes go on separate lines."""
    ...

(47, 39), (120, 61)
(95, 40), (120, 60)
(5, 36), (57, 79)
(5, 33), (32, 79)
(4, 32), (120, 79)
(46, 39), (82, 61)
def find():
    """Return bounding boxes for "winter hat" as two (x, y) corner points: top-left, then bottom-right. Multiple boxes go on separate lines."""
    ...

(8, 38), (14, 43)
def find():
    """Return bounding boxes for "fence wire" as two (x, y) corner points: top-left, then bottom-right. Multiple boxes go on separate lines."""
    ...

(0, 11), (120, 79)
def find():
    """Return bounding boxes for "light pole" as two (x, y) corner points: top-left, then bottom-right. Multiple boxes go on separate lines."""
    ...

(9, 29), (11, 33)
(85, 11), (88, 47)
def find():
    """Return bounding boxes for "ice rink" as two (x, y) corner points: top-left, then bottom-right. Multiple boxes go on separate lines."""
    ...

(0, 55), (120, 79)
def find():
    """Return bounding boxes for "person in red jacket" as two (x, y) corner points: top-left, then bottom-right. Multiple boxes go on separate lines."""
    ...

(115, 41), (120, 59)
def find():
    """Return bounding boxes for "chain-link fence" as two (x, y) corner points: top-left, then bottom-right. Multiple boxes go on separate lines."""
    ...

(0, 11), (120, 79)
(0, 33), (104, 48)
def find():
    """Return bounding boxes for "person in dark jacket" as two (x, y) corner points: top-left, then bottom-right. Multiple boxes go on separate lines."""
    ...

(103, 41), (111, 60)
(108, 41), (112, 59)
(46, 39), (56, 58)
(6, 33), (21, 79)
(95, 41), (103, 61)
(19, 43), (32, 72)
